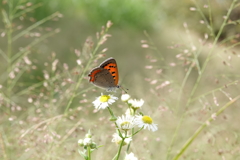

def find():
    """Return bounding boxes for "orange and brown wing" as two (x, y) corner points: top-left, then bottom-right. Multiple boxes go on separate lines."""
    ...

(88, 68), (102, 83)
(99, 58), (119, 85)
(88, 67), (117, 88)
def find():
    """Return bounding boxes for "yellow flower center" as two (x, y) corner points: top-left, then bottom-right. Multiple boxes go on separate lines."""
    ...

(100, 95), (110, 102)
(121, 121), (130, 127)
(142, 116), (153, 124)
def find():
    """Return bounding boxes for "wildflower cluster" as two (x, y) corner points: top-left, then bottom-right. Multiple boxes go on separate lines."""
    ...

(93, 93), (158, 132)
(78, 93), (158, 159)
(78, 130), (100, 159)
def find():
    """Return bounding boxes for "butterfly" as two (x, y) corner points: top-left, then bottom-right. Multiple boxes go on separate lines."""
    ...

(88, 57), (120, 92)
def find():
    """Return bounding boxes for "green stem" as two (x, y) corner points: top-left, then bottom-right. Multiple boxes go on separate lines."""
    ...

(193, 0), (215, 37)
(12, 3), (43, 19)
(132, 127), (143, 136)
(172, 95), (240, 160)
(126, 127), (134, 153)
(176, 16), (203, 110)
(115, 137), (125, 160)
(11, 29), (59, 63)
(207, 0), (214, 37)
(12, 12), (60, 41)
(6, 2), (13, 108)
(191, 80), (238, 103)
(87, 146), (91, 160)
(166, 115), (184, 160)
(107, 107), (117, 121)
(126, 141), (131, 153)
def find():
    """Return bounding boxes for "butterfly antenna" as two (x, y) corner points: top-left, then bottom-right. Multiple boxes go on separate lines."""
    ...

(119, 85), (128, 93)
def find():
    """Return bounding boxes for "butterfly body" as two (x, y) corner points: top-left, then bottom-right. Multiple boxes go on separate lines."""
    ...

(88, 57), (119, 91)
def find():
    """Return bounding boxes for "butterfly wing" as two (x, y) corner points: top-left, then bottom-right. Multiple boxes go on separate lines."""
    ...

(88, 67), (117, 89)
(99, 57), (119, 85)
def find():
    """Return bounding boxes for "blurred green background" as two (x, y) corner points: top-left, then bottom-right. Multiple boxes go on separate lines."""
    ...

(1, 0), (238, 91)
(1, 0), (240, 159)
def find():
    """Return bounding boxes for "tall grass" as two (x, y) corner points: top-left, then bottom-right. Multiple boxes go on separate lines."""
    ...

(142, 0), (240, 159)
(0, 1), (63, 159)
(1, 1), (114, 159)
(1, 0), (240, 160)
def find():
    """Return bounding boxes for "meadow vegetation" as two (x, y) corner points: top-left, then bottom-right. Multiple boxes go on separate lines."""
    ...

(1, 0), (240, 159)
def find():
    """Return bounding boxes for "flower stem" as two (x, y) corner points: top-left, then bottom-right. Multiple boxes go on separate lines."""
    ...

(127, 128), (134, 153)
(115, 137), (125, 160)
(132, 127), (143, 136)
(107, 107), (117, 121)
(87, 146), (91, 160)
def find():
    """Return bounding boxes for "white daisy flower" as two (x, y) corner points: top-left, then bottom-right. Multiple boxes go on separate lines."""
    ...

(92, 93), (118, 110)
(128, 99), (144, 110)
(124, 152), (138, 160)
(112, 133), (132, 145)
(121, 94), (131, 102)
(116, 115), (135, 131)
(134, 115), (158, 132)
